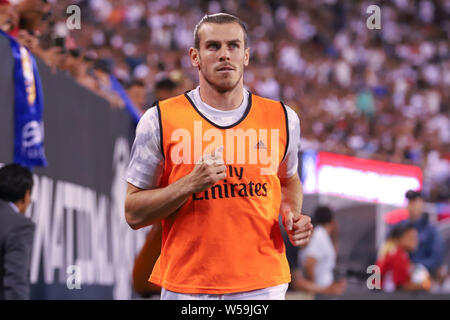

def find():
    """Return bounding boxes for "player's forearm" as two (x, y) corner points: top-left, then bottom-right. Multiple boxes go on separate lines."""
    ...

(125, 175), (195, 229)
(280, 174), (303, 214)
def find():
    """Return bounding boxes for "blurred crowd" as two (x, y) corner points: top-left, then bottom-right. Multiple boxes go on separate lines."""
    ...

(1, 0), (449, 202)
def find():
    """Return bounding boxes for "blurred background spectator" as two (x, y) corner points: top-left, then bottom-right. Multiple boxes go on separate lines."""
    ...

(0, 164), (35, 300)
(383, 190), (447, 287)
(403, 190), (445, 280)
(293, 206), (346, 297)
(376, 221), (431, 292)
(0, 0), (18, 34)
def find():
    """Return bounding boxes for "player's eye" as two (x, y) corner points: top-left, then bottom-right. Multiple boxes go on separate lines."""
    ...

(207, 43), (220, 50)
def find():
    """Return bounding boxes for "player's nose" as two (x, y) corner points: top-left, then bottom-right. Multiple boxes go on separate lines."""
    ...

(218, 47), (231, 61)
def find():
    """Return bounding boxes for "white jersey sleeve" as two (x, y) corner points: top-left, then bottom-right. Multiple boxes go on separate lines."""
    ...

(278, 105), (301, 179)
(126, 106), (165, 190)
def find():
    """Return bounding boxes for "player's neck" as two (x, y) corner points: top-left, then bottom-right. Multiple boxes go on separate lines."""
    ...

(198, 79), (244, 111)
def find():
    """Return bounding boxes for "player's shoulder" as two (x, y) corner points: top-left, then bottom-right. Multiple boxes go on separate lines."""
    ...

(158, 93), (189, 108)
(284, 104), (300, 127)
(251, 94), (299, 118)
(251, 93), (283, 107)
(250, 94), (287, 123)
(135, 104), (160, 135)
(140, 103), (159, 123)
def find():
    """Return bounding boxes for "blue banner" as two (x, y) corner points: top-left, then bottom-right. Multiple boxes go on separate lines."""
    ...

(109, 74), (141, 124)
(1, 30), (47, 168)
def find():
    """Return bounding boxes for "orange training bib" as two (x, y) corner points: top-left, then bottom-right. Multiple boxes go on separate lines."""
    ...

(149, 92), (291, 294)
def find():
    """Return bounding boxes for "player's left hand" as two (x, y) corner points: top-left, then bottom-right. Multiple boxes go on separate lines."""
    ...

(283, 212), (313, 247)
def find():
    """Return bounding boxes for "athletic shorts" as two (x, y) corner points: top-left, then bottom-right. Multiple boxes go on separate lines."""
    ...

(160, 283), (289, 300)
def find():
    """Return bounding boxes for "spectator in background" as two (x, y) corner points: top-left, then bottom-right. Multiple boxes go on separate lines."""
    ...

(0, 0), (17, 33)
(1, 0), (55, 73)
(127, 79), (148, 114)
(0, 164), (35, 300)
(298, 206), (346, 296)
(377, 222), (431, 292)
(15, 0), (51, 33)
(92, 58), (125, 108)
(403, 190), (445, 279)
(154, 78), (178, 101)
(13, 0), (51, 51)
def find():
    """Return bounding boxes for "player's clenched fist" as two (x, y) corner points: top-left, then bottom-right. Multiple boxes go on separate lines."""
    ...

(187, 146), (227, 193)
(283, 212), (313, 247)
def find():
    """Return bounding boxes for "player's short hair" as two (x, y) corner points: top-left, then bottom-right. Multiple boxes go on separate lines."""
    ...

(194, 13), (248, 49)
(0, 163), (33, 203)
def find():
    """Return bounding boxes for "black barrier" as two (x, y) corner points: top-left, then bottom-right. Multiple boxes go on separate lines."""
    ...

(0, 34), (15, 153)
(0, 300), (447, 318)
(0, 34), (148, 299)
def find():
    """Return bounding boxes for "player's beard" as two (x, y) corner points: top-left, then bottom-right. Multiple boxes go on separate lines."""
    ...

(199, 55), (243, 93)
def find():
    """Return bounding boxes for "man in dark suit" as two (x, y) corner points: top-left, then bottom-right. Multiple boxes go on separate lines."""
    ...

(0, 163), (35, 300)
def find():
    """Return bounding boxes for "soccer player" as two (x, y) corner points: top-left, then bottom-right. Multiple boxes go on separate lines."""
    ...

(125, 13), (313, 300)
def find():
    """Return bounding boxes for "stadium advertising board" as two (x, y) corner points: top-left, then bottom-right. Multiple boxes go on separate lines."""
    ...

(302, 151), (423, 206)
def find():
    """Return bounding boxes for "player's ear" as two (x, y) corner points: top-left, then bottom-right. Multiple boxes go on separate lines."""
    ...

(244, 47), (250, 67)
(189, 47), (200, 68)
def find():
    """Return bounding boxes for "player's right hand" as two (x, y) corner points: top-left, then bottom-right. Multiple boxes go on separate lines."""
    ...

(187, 146), (227, 193)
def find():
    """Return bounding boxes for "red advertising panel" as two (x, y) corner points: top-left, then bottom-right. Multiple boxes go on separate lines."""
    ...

(306, 152), (423, 206)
